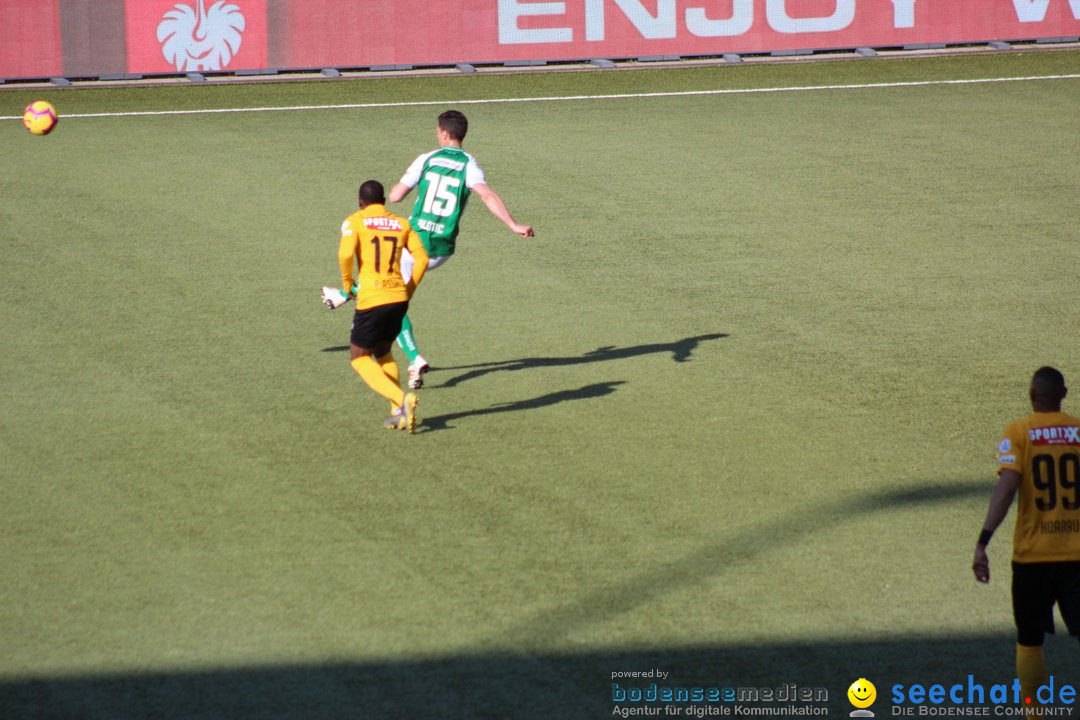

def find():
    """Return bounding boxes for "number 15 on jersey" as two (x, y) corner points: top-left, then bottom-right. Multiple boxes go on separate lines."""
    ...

(421, 172), (461, 218)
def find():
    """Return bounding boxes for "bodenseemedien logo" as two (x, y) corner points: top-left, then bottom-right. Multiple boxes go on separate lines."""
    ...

(609, 671), (829, 717)
(848, 678), (877, 717)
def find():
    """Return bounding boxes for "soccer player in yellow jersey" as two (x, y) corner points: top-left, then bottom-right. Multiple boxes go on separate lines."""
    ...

(324, 180), (429, 433)
(974, 366), (1080, 705)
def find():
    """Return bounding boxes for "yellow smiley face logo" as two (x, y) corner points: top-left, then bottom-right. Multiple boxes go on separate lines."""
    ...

(848, 678), (876, 709)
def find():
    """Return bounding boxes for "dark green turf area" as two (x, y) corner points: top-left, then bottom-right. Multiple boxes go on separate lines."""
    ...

(2, 50), (1079, 718)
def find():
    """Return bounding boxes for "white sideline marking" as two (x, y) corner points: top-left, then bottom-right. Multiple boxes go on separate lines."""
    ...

(3, 74), (1078, 120)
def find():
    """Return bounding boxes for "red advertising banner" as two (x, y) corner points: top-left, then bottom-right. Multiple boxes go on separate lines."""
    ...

(0, 0), (62, 78)
(279, 0), (1080, 67)
(124, 0), (267, 74)
(1, 0), (1079, 79)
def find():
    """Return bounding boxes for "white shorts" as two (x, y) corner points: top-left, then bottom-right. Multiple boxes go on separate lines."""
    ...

(401, 249), (450, 283)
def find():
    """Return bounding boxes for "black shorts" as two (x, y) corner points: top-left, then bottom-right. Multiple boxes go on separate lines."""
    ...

(350, 302), (408, 350)
(1012, 561), (1080, 646)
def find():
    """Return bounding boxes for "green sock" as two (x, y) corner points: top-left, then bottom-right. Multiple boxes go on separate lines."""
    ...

(396, 315), (421, 364)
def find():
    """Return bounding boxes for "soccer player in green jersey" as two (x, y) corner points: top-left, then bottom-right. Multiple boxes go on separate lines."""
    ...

(387, 110), (534, 389)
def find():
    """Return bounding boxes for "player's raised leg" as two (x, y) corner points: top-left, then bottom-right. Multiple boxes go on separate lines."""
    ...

(395, 247), (426, 386)
(396, 315), (426, 369)
(395, 249), (449, 389)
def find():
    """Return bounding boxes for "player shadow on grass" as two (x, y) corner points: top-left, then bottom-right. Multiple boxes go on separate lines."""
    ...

(4, 632), (1072, 720)
(6, 632), (1073, 720)
(432, 333), (729, 389)
(5, 479), (1071, 719)
(417, 381), (626, 433)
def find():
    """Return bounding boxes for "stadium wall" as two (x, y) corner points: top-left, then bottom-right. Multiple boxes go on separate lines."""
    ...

(2, 0), (1080, 81)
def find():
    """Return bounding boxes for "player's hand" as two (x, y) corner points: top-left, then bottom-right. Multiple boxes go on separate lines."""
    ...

(322, 286), (351, 310)
(512, 223), (534, 238)
(972, 545), (990, 583)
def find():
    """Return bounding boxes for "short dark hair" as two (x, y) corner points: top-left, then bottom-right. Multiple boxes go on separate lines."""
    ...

(359, 179), (385, 205)
(438, 110), (468, 141)
(1032, 366), (1067, 403)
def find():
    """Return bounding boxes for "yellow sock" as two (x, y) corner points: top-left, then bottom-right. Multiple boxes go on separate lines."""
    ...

(1016, 644), (1046, 710)
(376, 353), (402, 413)
(351, 356), (405, 408)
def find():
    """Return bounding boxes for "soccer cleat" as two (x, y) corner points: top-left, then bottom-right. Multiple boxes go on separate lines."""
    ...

(403, 392), (419, 434)
(383, 408), (406, 431)
(321, 286), (351, 310)
(407, 356), (429, 389)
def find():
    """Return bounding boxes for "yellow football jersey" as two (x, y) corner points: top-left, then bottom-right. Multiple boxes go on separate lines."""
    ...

(338, 203), (428, 311)
(997, 411), (1080, 563)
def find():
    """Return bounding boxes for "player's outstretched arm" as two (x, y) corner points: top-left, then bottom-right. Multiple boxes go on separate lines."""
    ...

(388, 182), (413, 204)
(472, 183), (534, 237)
(972, 469), (1020, 584)
(323, 225), (359, 309)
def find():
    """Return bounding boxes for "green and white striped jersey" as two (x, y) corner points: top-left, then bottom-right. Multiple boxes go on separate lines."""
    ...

(399, 146), (486, 257)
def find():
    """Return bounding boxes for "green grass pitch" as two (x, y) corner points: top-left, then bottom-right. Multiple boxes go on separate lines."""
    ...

(2, 50), (1079, 718)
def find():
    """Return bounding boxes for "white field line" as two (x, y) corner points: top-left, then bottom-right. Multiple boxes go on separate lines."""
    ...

(3, 74), (1078, 121)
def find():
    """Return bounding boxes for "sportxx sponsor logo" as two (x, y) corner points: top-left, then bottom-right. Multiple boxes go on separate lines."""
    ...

(1029, 426), (1080, 446)
(364, 217), (403, 231)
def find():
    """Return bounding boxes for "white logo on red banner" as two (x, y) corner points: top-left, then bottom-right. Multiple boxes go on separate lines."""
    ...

(157, 0), (246, 72)
(1013, 0), (1080, 23)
